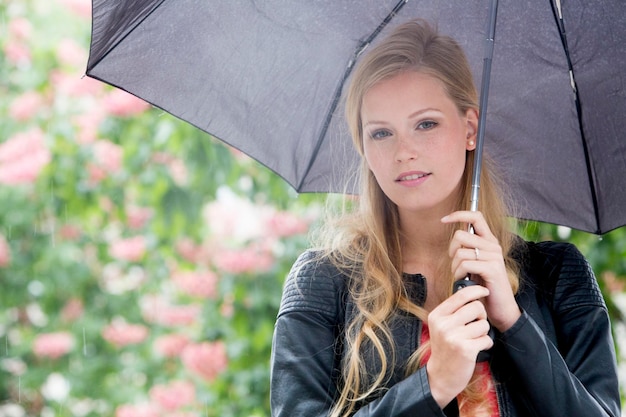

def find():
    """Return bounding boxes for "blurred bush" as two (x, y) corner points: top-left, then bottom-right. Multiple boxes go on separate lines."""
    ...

(1, 1), (322, 416)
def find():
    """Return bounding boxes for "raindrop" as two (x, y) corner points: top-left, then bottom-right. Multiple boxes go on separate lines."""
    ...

(49, 181), (56, 248)
(83, 327), (87, 356)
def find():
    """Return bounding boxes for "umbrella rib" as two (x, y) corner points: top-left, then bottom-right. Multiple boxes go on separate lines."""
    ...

(296, 0), (409, 192)
(87, 0), (167, 72)
(549, 0), (602, 233)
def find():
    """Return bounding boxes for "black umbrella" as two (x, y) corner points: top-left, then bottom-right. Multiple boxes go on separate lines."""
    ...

(86, 0), (626, 234)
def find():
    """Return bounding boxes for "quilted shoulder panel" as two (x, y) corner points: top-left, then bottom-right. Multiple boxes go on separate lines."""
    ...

(278, 250), (348, 319)
(532, 241), (606, 311)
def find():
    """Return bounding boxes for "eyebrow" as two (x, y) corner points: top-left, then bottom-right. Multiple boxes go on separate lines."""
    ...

(362, 107), (442, 128)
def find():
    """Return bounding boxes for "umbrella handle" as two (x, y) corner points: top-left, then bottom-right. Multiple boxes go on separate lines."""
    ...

(452, 277), (495, 362)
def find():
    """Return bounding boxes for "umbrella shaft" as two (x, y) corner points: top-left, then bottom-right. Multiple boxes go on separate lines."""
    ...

(470, 0), (499, 214)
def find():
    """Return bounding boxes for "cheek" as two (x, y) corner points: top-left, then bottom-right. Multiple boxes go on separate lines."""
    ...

(363, 143), (382, 171)
(447, 150), (469, 183)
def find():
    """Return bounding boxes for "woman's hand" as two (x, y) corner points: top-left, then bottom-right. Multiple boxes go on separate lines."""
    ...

(426, 285), (492, 407)
(441, 210), (521, 332)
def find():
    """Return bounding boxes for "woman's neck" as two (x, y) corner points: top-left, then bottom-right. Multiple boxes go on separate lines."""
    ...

(400, 218), (449, 274)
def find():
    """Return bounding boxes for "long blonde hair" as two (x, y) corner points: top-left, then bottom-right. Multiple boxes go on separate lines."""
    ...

(313, 20), (520, 417)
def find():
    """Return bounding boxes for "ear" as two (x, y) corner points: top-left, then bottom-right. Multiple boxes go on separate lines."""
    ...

(465, 108), (479, 151)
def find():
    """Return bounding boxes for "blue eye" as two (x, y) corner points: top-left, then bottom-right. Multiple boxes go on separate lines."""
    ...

(417, 120), (438, 130)
(369, 129), (392, 140)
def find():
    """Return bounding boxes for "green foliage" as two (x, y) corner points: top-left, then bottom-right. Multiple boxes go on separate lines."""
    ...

(0, 1), (324, 415)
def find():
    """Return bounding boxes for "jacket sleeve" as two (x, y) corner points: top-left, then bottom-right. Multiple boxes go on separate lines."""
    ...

(500, 242), (621, 417)
(270, 251), (445, 417)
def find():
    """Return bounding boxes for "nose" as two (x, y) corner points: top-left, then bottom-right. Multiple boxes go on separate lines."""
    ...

(394, 135), (418, 163)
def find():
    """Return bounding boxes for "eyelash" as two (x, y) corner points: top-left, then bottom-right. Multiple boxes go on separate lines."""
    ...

(370, 130), (391, 140)
(368, 120), (438, 140)
(418, 120), (437, 130)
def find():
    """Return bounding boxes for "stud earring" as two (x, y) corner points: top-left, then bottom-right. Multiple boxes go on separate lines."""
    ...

(468, 140), (475, 146)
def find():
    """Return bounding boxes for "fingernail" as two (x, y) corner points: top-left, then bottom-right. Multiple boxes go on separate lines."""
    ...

(441, 215), (449, 222)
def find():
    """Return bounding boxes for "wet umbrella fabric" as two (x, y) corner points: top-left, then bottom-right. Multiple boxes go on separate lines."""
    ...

(86, 0), (626, 234)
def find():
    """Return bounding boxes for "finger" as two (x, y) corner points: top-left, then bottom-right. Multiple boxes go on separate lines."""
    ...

(472, 329), (495, 353)
(442, 211), (494, 238)
(450, 243), (502, 280)
(455, 300), (488, 324)
(448, 228), (499, 257)
(430, 290), (489, 326)
(444, 286), (490, 313)
(463, 318), (492, 339)
(450, 240), (502, 269)
(452, 260), (496, 282)
(451, 227), (498, 249)
(450, 245), (487, 268)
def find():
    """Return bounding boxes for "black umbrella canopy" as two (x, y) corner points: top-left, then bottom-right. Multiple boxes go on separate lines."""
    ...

(86, 0), (626, 234)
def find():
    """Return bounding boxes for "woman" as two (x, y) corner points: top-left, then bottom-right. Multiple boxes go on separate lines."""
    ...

(270, 20), (620, 417)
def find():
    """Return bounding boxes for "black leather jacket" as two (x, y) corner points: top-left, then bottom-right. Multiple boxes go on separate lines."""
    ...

(270, 240), (621, 416)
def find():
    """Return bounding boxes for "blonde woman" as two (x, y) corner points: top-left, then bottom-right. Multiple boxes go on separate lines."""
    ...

(270, 20), (620, 417)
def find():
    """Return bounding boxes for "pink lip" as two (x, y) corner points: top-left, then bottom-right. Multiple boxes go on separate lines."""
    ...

(395, 171), (431, 186)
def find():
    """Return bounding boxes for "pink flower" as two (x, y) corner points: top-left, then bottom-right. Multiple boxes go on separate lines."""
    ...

(4, 41), (31, 65)
(61, 298), (84, 322)
(58, 0), (92, 19)
(86, 139), (123, 185)
(149, 380), (196, 411)
(0, 234), (11, 267)
(181, 341), (228, 382)
(126, 206), (153, 230)
(9, 91), (44, 121)
(151, 153), (188, 185)
(59, 224), (82, 241)
(73, 108), (105, 144)
(33, 332), (74, 359)
(140, 295), (201, 327)
(100, 262), (146, 294)
(175, 238), (205, 263)
(8, 18), (33, 41)
(0, 129), (51, 185)
(51, 70), (104, 97)
(109, 236), (147, 262)
(56, 38), (87, 68)
(167, 158), (188, 186)
(204, 190), (270, 242)
(171, 270), (218, 299)
(266, 211), (310, 237)
(93, 140), (123, 174)
(148, 305), (200, 327)
(154, 334), (190, 358)
(212, 245), (274, 274)
(115, 403), (160, 417)
(102, 321), (149, 347)
(87, 164), (107, 184)
(102, 89), (150, 117)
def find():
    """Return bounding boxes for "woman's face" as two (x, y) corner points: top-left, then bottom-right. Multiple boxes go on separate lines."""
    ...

(361, 70), (477, 218)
